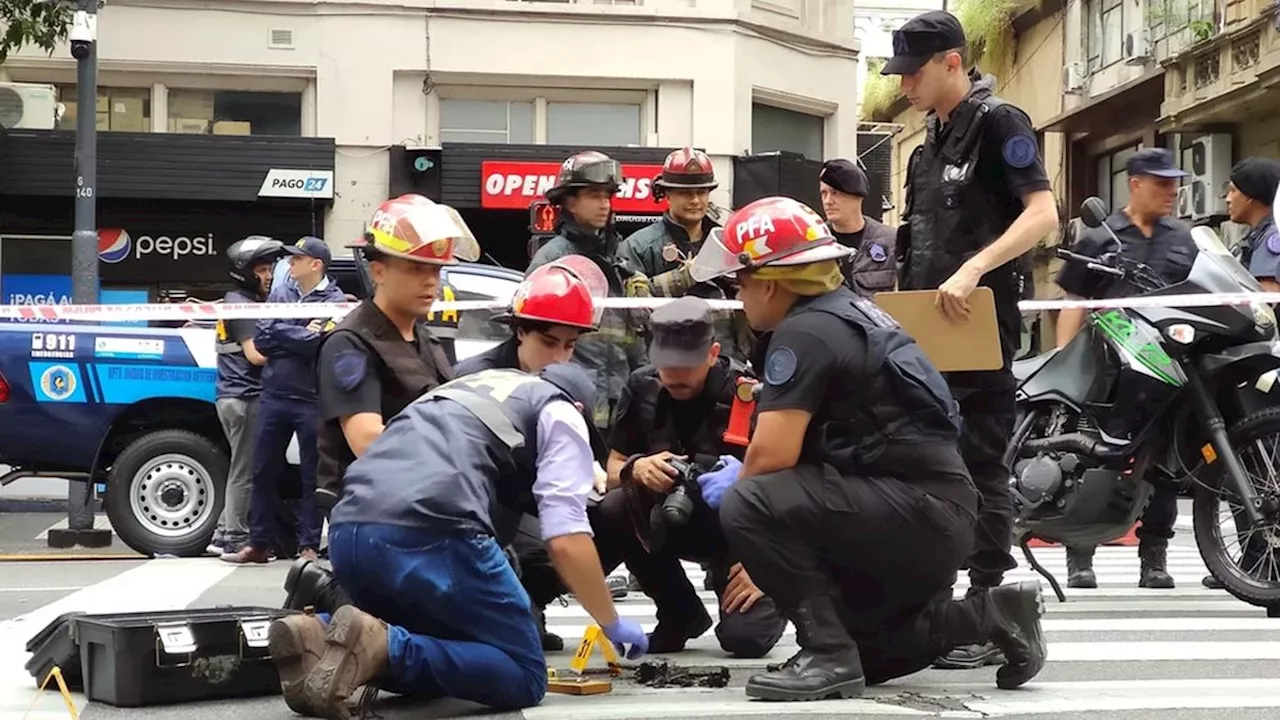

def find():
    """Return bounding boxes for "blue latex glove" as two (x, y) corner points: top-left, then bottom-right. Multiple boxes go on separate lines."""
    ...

(697, 455), (742, 510)
(602, 617), (648, 660)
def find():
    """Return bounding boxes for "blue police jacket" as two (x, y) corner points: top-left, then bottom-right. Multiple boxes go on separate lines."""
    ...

(255, 275), (347, 401)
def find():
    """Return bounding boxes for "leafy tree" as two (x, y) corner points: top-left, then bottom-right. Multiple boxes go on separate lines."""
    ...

(0, 0), (72, 67)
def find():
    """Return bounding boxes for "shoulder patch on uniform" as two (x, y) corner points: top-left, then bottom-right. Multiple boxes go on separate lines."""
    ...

(868, 243), (888, 263)
(1002, 133), (1038, 169)
(764, 347), (798, 386)
(333, 349), (368, 392)
(1265, 229), (1280, 255)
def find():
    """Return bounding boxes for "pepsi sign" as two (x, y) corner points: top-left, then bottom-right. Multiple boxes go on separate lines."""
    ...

(97, 229), (217, 263)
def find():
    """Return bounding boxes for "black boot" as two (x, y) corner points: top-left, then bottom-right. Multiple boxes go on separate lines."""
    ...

(282, 558), (354, 614)
(606, 575), (630, 600)
(646, 607), (713, 653)
(1139, 545), (1175, 588)
(932, 586), (1005, 669)
(1202, 574), (1225, 589)
(532, 604), (564, 652)
(952, 581), (1048, 689)
(744, 596), (866, 701)
(1066, 545), (1098, 589)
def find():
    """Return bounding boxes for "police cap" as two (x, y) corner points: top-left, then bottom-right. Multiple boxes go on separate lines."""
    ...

(881, 11), (967, 76)
(1125, 148), (1188, 179)
(819, 159), (869, 197)
(649, 296), (715, 368)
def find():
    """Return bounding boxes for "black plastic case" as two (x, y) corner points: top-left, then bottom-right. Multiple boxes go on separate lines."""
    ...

(71, 606), (297, 707)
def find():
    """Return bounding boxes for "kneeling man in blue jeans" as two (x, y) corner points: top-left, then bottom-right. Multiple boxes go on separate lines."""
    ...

(266, 363), (647, 719)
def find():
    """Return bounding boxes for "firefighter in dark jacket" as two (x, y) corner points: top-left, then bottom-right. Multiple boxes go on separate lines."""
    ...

(273, 196), (479, 659)
(454, 255), (624, 652)
(620, 147), (752, 360)
(527, 150), (652, 430)
(881, 10), (1060, 671)
(818, 159), (899, 297)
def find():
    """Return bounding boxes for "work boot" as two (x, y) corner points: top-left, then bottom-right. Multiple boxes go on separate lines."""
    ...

(955, 581), (1048, 689)
(932, 586), (1005, 669)
(1138, 545), (1175, 589)
(301, 605), (389, 720)
(745, 596), (865, 701)
(647, 607), (713, 654)
(628, 573), (643, 593)
(283, 558), (355, 614)
(269, 610), (327, 715)
(1065, 545), (1098, 589)
(532, 604), (564, 652)
(1203, 574), (1225, 589)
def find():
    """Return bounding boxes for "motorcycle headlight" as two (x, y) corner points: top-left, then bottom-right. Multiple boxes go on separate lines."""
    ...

(1252, 301), (1276, 329)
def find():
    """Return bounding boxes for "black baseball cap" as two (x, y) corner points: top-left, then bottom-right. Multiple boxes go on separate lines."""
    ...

(649, 296), (715, 368)
(819, 159), (869, 197)
(1126, 148), (1189, 179)
(881, 11), (967, 76)
(282, 235), (332, 266)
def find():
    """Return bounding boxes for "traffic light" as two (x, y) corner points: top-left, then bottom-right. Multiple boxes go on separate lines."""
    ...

(529, 200), (560, 235)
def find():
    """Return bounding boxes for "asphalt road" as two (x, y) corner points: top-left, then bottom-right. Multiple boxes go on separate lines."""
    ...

(5, 502), (1280, 719)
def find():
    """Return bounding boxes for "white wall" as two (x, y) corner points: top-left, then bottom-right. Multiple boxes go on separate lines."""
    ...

(5, 0), (860, 248)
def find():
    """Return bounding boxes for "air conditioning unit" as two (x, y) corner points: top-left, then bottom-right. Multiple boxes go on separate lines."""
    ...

(1062, 61), (1087, 93)
(1123, 29), (1151, 64)
(1182, 133), (1232, 220)
(1176, 184), (1195, 218)
(0, 82), (58, 130)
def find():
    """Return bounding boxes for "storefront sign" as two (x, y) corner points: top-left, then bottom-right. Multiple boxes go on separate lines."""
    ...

(98, 229), (217, 264)
(258, 169), (336, 199)
(480, 161), (666, 213)
(3, 275), (73, 325)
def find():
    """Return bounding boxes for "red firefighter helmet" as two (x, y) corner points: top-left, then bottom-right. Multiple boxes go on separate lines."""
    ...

(499, 254), (608, 331)
(689, 196), (852, 283)
(653, 147), (718, 201)
(354, 194), (481, 265)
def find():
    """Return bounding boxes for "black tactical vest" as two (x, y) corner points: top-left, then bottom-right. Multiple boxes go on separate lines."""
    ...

(901, 73), (1029, 359)
(315, 300), (453, 509)
(781, 288), (965, 480)
(632, 356), (752, 462)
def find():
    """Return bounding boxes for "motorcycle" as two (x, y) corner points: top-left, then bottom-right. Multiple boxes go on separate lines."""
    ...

(1009, 196), (1280, 609)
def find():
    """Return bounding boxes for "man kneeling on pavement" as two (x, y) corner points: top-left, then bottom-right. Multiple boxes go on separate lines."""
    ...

(267, 362), (647, 718)
(595, 295), (788, 657)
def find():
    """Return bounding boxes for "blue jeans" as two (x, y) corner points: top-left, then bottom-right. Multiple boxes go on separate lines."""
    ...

(247, 393), (320, 551)
(328, 522), (547, 709)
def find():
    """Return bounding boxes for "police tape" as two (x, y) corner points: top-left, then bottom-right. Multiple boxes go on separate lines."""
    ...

(0, 291), (1277, 323)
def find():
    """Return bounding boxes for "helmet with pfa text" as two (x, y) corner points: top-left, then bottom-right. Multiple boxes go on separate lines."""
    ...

(496, 254), (608, 331)
(545, 151), (623, 205)
(653, 147), (718, 201)
(689, 196), (853, 283)
(356, 194), (481, 265)
(227, 235), (285, 296)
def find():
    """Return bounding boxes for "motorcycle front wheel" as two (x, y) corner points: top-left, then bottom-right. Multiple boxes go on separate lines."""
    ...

(1192, 406), (1280, 607)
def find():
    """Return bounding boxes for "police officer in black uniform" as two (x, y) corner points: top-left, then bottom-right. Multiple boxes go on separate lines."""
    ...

(594, 296), (788, 657)
(882, 10), (1061, 671)
(685, 196), (1047, 701)
(818, 159), (899, 297)
(277, 196), (476, 637)
(1054, 148), (1195, 591)
(1228, 157), (1280, 293)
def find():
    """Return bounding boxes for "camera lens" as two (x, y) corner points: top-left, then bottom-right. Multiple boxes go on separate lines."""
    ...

(661, 486), (694, 527)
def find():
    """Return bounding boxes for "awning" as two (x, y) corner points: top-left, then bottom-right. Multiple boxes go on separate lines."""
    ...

(1037, 68), (1165, 134)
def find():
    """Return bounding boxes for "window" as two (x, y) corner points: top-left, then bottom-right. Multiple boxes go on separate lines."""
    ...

(55, 86), (150, 133)
(1095, 143), (1140, 212)
(167, 89), (301, 136)
(547, 102), (641, 146)
(1085, 0), (1125, 72)
(439, 99), (534, 144)
(752, 103), (824, 160)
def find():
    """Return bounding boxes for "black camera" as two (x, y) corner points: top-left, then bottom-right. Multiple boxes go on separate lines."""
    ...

(658, 457), (702, 528)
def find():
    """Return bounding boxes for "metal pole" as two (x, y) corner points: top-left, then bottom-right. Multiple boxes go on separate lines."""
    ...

(49, 0), (111, 550)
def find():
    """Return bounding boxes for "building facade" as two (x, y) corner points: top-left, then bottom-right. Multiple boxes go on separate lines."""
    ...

(0, 0), (860, 284)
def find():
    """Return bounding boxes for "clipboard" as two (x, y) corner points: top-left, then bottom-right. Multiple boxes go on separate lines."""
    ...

(872, 287), (1003, 372)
